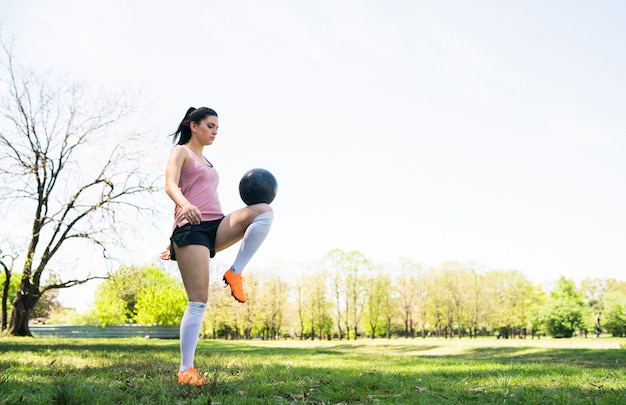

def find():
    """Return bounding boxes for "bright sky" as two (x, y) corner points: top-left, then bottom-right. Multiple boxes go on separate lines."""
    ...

(1, 1), (625, 309)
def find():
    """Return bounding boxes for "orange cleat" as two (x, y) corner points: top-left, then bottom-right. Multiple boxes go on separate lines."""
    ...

(223, 269), (247, 303)
(177, 367), (208, 386)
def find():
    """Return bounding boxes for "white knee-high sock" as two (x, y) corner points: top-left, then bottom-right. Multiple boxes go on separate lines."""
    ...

(179, 301), (206, 372)
(231, 212), (274, 274)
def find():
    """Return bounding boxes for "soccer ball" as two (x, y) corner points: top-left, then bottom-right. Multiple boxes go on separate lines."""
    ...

(238, 168), (278, 205)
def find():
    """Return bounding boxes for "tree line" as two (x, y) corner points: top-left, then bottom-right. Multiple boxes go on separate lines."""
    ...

(4, 249), (626, 339)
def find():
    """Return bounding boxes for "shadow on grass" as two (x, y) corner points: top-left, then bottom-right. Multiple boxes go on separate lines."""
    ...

(3, 338), (625, 370)
(458, 346), (626, 368)
(1, 338), (625, 404)
(0, 337), (179, 355)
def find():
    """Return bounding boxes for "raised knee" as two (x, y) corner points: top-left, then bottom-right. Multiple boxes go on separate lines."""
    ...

(248, 203), (273, 218)
(255, 203), (273, 214)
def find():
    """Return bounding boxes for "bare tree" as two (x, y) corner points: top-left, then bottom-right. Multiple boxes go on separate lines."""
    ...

(396, 257), (420, 338)
(309, 270), (331, 340)
(0, 39), (159, 336)
(324, 249), (367, 340)
(294, 276), (307, 339)
(258, 274), (288, 340)
(344, 250), (368, 340)
(325, 249), (346, 339)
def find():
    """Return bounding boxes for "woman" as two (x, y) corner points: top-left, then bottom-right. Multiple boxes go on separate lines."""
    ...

(163, 107), (274, 386)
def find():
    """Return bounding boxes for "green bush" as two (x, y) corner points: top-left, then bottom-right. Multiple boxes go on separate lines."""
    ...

(533, 277), (585, 338)
(537, 298), (584, 338)
(92, 282), (130, 326)
(91, 265), (186, 326)
(603, 292), (626, 337)
(0, 272), (21, 319)
(134, 282), (187, 326)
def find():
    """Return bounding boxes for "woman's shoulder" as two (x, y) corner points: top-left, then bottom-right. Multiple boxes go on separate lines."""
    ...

(171, 144), (191, 155)
(168, 144), (191, 164)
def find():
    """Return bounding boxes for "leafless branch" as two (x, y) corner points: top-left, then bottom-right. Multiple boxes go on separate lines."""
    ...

(41, 274), (109, 292)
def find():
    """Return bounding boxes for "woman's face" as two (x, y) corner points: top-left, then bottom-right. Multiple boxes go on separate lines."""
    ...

(191, 116), (219, 145)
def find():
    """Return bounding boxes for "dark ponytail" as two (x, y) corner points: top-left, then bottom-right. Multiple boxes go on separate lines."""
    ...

(170, 107), (218, 145)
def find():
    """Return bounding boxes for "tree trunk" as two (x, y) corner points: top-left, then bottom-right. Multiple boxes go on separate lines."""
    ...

(2, 268), (10, 331)
(8, 281), (41, 336)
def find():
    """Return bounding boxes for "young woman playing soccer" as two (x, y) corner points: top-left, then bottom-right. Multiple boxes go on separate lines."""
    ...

(162, 107), (274, 386)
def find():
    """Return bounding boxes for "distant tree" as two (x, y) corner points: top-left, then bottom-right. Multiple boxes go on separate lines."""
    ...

(484, 270), (537, 338)
(396, 258), (420, 338)
(551, 277), (583, 301)
(465, 269), (487, 338)
(605, 279), (626, 296)
(535, 277), (584, 338)
(256, 274), (288, 339)
(527, 284), (548, 338)
(440, 262), (466, 338)
(301, 271), (331, 340)
(343, 250), (369, 339)
(205, 270), (254, 340)
(579, 278), (607, 310)
(324, 249), (348, 339)
(0, 39), (158, 335)
(241, 274), (259, 339)
(377, 273), (395, 338)
(414, 265), (430, 338)
(426, 267), (446, 337)
(322, 249), (368, 339)
(204, 261), (249, 340)
(363, 271), (392, 338)
(294, 275), (307, 339)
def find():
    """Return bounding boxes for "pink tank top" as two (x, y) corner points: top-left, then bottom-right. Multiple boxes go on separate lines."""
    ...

(173, 145), (223, 227)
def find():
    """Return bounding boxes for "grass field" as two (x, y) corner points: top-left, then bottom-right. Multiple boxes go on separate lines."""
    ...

(1, 336), (625, 404)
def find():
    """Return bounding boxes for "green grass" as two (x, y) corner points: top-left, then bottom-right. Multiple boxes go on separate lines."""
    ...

(1, 337), (625, 404)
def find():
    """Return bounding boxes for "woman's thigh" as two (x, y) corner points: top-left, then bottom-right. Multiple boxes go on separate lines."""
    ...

(174, 243), (211, 303)
(215, 203), (272, 252)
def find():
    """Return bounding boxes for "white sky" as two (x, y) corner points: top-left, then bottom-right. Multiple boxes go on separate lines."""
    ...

(1, 0), (625, 309)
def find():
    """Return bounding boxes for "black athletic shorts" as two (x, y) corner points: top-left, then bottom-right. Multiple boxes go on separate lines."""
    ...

(169, 217), (224, 261)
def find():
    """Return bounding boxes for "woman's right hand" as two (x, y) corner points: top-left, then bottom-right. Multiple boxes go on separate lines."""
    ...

(182, 204), (202, 225)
